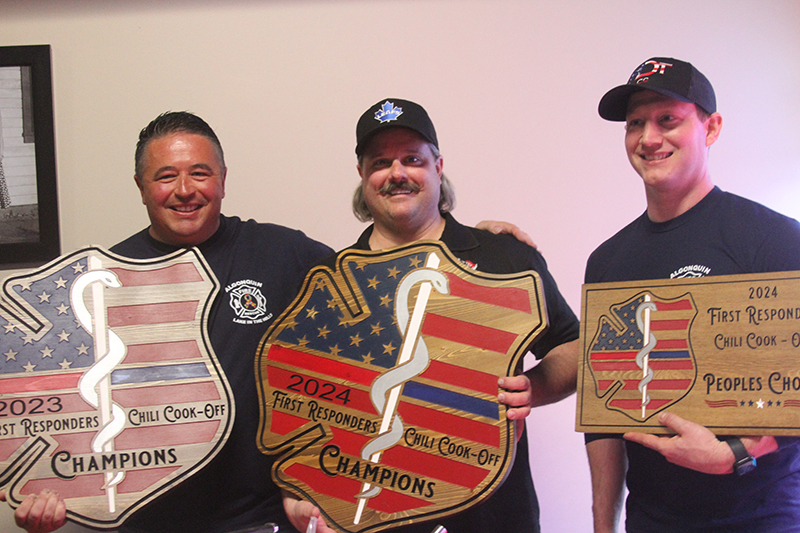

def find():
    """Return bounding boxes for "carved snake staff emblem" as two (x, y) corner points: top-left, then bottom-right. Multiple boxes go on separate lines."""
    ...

(635, 295), (657, 419)
(353, 253), (449, 525)
(70, 256), (127, 512)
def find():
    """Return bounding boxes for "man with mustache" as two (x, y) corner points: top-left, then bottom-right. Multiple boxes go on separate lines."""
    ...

(294, 98), (580, 533)
(585, 57), (800, 532)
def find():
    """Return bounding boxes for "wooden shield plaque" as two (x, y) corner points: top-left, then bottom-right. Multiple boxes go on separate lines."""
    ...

(576, 270), (800, 436)
(0, 247), (234, 529)
(255, 242), (547, 533)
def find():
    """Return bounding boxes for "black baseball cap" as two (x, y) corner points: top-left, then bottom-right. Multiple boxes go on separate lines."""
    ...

(598, 57), (716, 121)
(355, 99), (438, 155)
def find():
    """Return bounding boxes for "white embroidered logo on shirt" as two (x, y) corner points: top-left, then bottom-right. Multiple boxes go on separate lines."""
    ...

(226, 279), (272, 324)
(670, 264), (711, 278)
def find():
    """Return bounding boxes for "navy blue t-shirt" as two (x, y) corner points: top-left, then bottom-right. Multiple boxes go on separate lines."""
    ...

(112, 215), (332, 533)
(585, 187), (800, 532)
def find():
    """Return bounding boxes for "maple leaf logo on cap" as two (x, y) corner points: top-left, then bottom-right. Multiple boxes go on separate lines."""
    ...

(374, 101), (403, 123)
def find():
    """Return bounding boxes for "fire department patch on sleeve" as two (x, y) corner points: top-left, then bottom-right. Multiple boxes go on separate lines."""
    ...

(0, 246), (234, 529)
(255, 241), (547, 533)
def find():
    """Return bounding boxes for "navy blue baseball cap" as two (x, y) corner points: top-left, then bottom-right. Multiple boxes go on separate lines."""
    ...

(356, 99), (438, 155)
(599, 57), (716, 121)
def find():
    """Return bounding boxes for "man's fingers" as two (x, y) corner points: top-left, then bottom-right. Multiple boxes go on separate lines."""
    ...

(624, 431), (665, 451)
(40, 491), (62, 528)
(498, 375), (530, 392)
(657, 411), (690, 433)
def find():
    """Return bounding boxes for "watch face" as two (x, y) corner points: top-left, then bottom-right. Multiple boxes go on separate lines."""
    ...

(735, 457), (757, 475)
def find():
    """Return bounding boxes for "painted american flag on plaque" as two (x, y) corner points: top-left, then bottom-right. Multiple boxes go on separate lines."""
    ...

(586, 291), (698, 421)
(0, 247), (233, 529)
(256, 242), (547, 533)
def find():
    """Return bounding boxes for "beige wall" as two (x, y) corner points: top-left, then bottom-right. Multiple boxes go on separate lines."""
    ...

(0, 1), (799, 531)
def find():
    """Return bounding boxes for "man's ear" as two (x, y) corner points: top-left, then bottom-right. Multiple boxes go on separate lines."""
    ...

(435, 155), (444, 178)
(134, 175), (146, 205)
(705, 113), (723, 147)
(221, 167), (227, 199)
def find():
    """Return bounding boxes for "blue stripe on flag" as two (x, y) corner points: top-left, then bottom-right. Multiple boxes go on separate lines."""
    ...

(111, 362), (210, 384)
(650, 350), (690, 359)
(402, 381), (499, 420)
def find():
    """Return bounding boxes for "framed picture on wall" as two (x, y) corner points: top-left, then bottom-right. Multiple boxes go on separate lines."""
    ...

(0, 44), (59, 267)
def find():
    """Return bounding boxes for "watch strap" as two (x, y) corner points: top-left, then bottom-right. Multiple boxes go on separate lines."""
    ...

(727, 437), (756, 475)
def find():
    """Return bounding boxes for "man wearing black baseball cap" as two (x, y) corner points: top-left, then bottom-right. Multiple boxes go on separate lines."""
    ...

(585, 58), (800, 532)
(343, 98), (581, 532)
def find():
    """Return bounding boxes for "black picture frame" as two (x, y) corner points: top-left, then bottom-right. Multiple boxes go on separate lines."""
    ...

(0, 44), (59, 268)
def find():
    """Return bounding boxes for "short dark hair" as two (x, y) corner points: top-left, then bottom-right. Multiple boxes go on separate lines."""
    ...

(134, 111), (225, 176)
(695, 105), (711, 122)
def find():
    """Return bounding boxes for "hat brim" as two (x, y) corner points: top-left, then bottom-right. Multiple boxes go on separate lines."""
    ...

(598, 84), (694, 121)
(355, 124), (437, 156)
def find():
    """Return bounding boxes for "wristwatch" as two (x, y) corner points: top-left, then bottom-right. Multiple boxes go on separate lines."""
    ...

(727, 437), (756, 475)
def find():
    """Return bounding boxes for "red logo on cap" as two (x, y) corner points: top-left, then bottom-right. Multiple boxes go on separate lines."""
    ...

(634, 60), (673, 84)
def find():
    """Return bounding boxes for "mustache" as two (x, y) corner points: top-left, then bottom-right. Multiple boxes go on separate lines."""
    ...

(379, 181), (421, 195)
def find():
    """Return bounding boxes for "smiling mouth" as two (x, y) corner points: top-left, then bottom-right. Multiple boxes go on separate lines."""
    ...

(380, 182), (421, 196)
(641, 153), (673, 161)
(171, 205), (202, 213)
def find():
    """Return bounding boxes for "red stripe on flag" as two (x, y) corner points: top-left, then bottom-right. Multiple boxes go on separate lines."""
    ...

(114, 420), (220, 449)
(110, 263), (203, 286)
(268, 345), (376, 386)
(609, 398), (673, 411)
(271, 410), (312, 436)
(597, 380), (614, 391)
(621, 379), (692, 390)
(444, 272), (531, 313)
(655, 339), (687, 349)
(53, 432), (94, 453)
(0, 438), (28, 461)
(655, 300), (693, 311)
(286, 463), (358, 503)
(124, 340), (202, 364)
(107, 301), (199, 327)
(590, 351), (637, 361)
(420, 360), (498, 396)
(422, 314), (517, 354)
(112, 382), (221, 407)
(650, 319), (690, 331)
(399, 402), (500, 448)
(591, 362), (639, 371)
(0, 373), (82, 394)
(382, 438), (489, 489)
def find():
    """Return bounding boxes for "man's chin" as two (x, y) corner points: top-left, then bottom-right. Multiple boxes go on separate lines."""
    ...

(151, 223), (213, 247)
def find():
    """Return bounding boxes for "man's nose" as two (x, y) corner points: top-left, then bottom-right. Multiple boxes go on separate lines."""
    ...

(640, 121), (662, 148)
(388, 160), (407, 179)
(174, 174), (196, 196)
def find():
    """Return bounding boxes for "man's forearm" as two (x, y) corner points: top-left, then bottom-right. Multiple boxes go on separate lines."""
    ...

(587, 438), (627, 533)
(525, 339), (578, 407)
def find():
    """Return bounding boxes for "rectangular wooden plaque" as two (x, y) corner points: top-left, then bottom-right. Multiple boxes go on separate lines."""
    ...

(576, 270), (800, 435)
